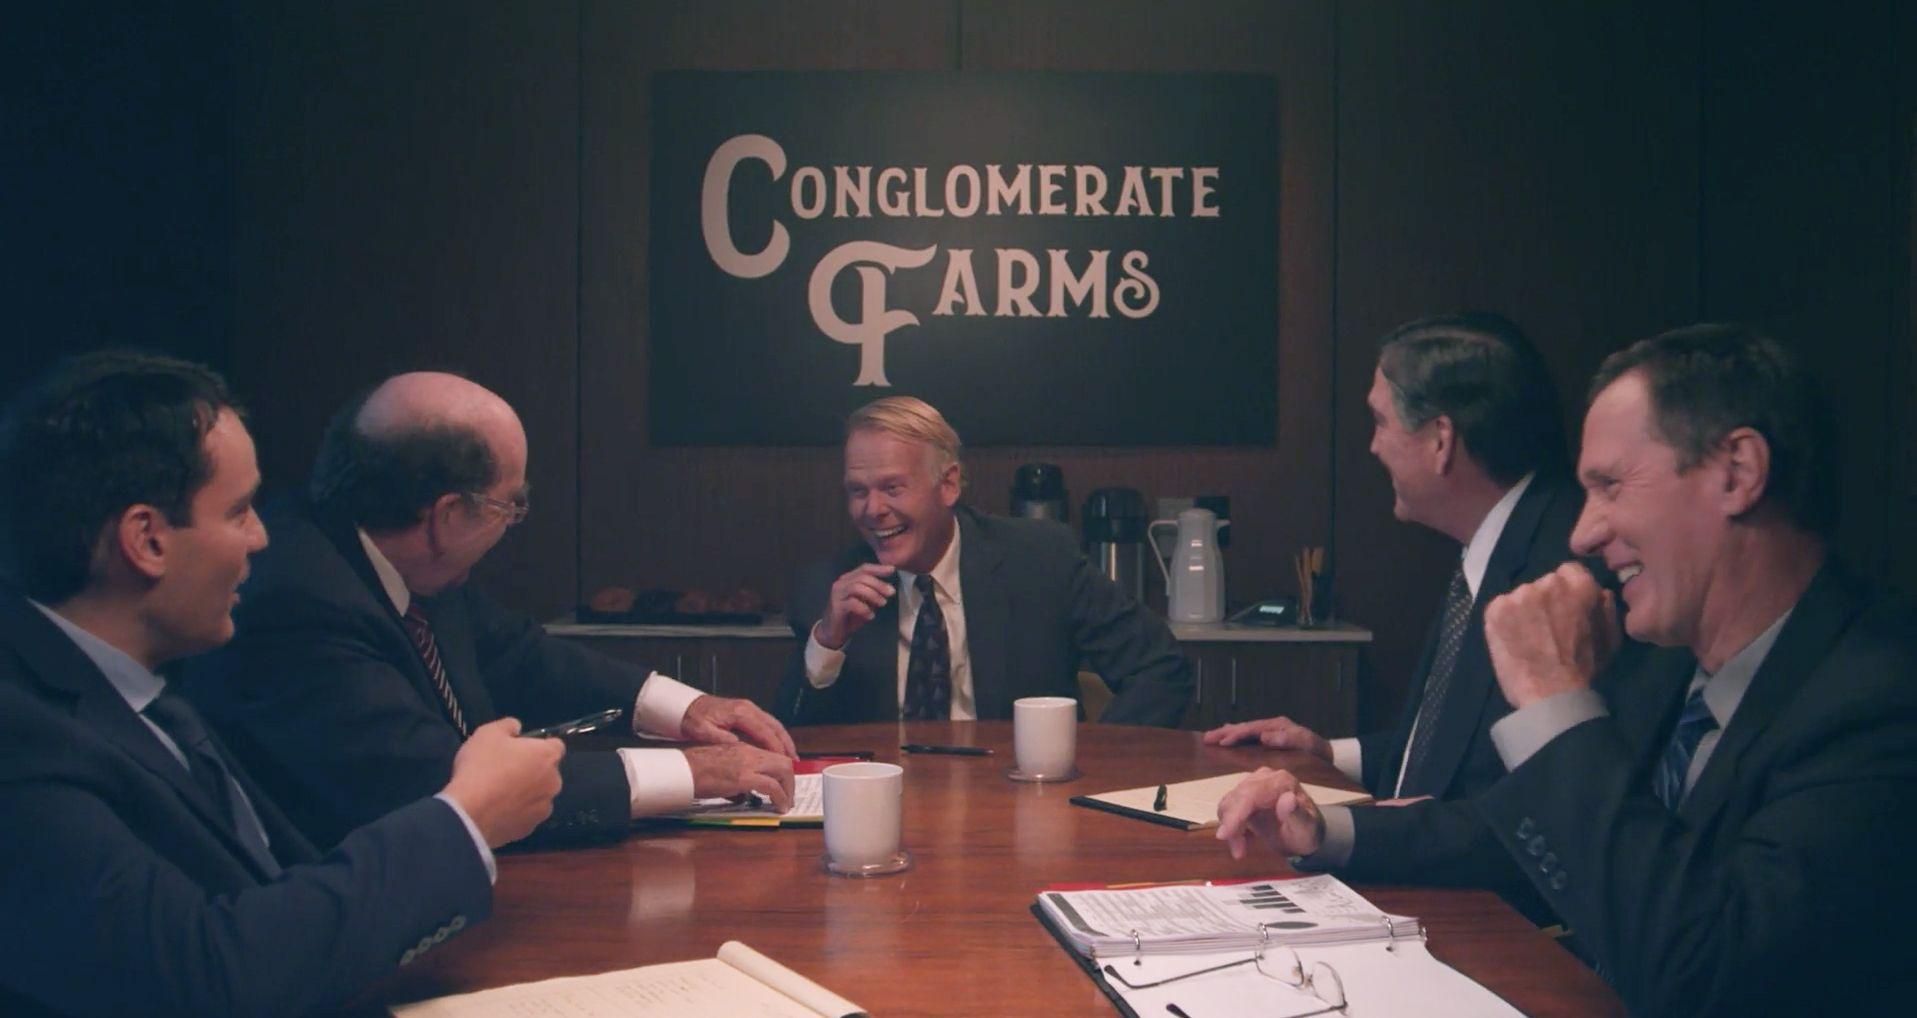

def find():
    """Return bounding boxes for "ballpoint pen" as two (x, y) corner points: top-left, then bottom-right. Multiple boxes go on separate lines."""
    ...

(901, 744), (994, 756)
(1153, 784), (1169, 811)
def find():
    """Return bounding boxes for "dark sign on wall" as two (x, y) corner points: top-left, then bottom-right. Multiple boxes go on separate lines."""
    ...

(649, 71), (1278, 445)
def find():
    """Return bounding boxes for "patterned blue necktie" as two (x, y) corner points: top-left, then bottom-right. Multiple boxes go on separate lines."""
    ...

(1654, 688), (1717, 811)
(902, 574), (951, 721)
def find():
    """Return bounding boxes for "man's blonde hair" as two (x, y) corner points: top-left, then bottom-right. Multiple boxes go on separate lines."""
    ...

(846, 396), (965, 485)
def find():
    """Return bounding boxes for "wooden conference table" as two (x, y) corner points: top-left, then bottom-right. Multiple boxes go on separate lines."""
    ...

(361, 722), (1625, 1017)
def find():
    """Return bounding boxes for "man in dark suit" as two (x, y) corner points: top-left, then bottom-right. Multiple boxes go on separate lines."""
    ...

(0, 353), (564, 1017)
(775, 396), (1190, 727)
(1224, 325), (1917, 1015)
(183, 372), (796, 850)
(1205, 313), (1583, 874)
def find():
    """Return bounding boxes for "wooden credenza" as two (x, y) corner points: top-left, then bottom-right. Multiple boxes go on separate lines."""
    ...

(546, 618), (1372, 736)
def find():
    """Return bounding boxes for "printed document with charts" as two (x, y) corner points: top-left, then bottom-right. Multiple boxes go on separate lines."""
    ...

(1035, 874), (1523, 1017)
(389, 941), (864, 1018)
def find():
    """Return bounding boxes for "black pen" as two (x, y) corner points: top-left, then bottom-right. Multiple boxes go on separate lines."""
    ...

(522, 707), (625, 738)
(901, 744), (994, 756)
(799, 750), (877, 760)
(1166, 1005), (1194, 1018)
(1153, 784), (1169, 811)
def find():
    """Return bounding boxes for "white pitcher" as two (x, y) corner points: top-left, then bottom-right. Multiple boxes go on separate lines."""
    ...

(1146, 507), (1225, 623)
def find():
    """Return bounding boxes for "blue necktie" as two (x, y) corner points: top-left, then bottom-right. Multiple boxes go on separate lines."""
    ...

(1654, 688), (1717, 811)
(144, 689), (280, 874)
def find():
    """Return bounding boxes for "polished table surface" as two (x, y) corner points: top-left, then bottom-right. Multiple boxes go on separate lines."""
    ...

(362, 722), (1625, 1016)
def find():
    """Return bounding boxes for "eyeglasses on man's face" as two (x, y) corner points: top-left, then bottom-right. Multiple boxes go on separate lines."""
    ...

(465, 491), (530, 526)
(1102, 943), (1347, 1016)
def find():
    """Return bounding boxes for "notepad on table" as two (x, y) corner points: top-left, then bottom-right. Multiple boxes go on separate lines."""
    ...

(674, 772), (824, 828)
(389, 940), (865, 1017)
(1071, 772), (1372, 831)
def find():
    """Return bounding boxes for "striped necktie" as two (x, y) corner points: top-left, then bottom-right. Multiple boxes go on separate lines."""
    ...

(402, 603), (470, 738)
(1654, 688), (1716, 810)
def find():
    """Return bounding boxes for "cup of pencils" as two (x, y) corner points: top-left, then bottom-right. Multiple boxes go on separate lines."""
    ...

(1294, 546), (1326, 627)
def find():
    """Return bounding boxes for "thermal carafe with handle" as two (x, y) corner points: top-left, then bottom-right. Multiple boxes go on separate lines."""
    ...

(1147, 508), (1226, 623)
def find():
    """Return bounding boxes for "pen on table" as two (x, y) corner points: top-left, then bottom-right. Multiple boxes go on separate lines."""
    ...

(1166, 1005), (1194, 1018)
(1153, 783), (1169, 812)
(901, 744), (994, 756)
(799, 750), (876, 760)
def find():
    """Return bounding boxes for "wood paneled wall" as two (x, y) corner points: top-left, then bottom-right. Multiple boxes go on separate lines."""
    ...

(91, 0), (1896, 737)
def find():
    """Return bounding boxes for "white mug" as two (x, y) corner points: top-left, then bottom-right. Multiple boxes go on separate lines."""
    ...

(822, 762), (905, 872)
(1013, 696), (1078, 780)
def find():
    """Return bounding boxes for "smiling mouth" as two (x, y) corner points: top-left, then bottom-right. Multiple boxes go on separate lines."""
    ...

(1617, 564), (1643, 584)
(870, 525), (906, 540)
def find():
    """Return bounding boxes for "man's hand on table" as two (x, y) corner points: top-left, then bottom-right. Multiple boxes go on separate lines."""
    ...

(1483, 562), (1621, 710)
(1200, 715), (1333, 761)
(1215, 767), (1325, 860)
(681, 693), (799, 759)
(685, 743), (796, 813)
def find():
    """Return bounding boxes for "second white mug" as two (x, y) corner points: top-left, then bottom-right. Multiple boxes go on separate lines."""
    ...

(1011, 696), (1079, 781)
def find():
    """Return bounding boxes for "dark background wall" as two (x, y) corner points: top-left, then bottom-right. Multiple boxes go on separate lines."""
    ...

(13, 0), (1913, 734)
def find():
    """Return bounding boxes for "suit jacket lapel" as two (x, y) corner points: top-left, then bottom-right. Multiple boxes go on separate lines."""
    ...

(955, 508), (1012, 720)
(1401, 476), (1564, 796)
(1678, 564), (1862, 824)
(309, 502), (488, 728)
(0, 593), (284, 880)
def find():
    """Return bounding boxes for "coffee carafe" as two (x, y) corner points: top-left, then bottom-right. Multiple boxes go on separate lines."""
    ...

(1082, 488), (1148, 605)
(1010, 463), (1068, 522)
(1147, 508), (1226, 623)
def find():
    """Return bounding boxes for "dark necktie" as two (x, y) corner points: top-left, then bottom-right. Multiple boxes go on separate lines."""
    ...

(902, 574), (951, 721)
(143, 688), (279, 874)
(1654, 688), (1717, 810)
(1399, 566), (1473, 795)
(403, 603), (471, 738)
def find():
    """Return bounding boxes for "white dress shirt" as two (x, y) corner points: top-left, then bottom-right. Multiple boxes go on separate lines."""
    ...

(358, 530), (701, 816)
(802, 523), (977, 720)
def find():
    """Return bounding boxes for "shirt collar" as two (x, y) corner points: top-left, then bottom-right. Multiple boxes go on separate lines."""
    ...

(1461, 472), (1535, 599)
(898, 518), (963, 604)
(1688, 607), (1792, 727)
(29, 599), (166, 712)
(358, 527), (412, 615)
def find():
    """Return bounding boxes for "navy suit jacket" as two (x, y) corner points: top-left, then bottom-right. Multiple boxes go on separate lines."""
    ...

(1356, 470), (1585, 800)
(0, 587), (489, 1017)
(1474, 563), (1917, 1016)
(182, 497), (644, 849)
(775, 506), (1192, 727)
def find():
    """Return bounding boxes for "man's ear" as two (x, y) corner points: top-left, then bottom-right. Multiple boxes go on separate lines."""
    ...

(1429, 415), (1458, 475)
(1716, 426), (1771, 518)
(936, 461), (961, 509)
(423, 492), (466, 555)
(113, 504), (170, 582)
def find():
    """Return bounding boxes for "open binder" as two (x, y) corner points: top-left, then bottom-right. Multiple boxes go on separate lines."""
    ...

(1032, 875), (1523, 1018)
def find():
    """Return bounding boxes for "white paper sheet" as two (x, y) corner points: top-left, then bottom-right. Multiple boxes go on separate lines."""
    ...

(1085, 772), (1372, 829)
(1098, 939), (1525, 1018)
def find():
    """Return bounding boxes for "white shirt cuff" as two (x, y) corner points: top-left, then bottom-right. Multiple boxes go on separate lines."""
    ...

(616, 747), (697, 817)
(1328, 738), (1363, 785)
(1489, 688), (1609, 771)
(804, 625), (847, 688)
(632, 672), (703, 739)
(433, 792), (497, 885)
(1292, 804), (1354, 870)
